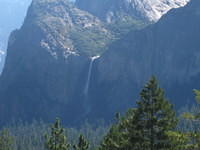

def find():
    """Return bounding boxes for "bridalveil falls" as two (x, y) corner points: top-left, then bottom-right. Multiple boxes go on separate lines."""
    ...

(84, 56), (100, 95)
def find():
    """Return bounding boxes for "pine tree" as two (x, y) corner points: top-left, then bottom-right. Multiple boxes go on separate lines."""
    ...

(0, 129), (14, 150)
(99, 76), (178, 150)
(132, 76), (178, 150)
(45, 118), (70, 150)
(73, 134), (89, 150)
(99, 110), (136, 150)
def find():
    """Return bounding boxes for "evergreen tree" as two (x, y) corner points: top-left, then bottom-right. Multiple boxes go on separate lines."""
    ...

(99, 76), (178, 150)
(0, 129), (14, 150)
(132, 76), (178, 150)
(73, 134), (89, 150)
(45, 118), (70, 150)
(99, 126), (121, 150)
(166, 131), (190, 150)
(99, 110), (135, 150)
(180, 89), (200, 150)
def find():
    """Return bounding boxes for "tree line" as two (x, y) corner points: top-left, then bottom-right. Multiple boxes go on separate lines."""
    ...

(1, 76), (200, 150)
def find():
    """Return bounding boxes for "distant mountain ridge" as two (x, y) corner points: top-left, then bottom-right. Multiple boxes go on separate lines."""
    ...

(0, 0), (190, 73)
(76, 0), (190, 22)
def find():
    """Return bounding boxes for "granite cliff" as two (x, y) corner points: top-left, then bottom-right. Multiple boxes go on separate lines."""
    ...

(88, 0), (200, 119)
(0, 0), (32, 73)
(0, 0), (198, 124)
(0, 0), (112, 124)
(76, 0), (189, 22)
(0, 50), (5, 74)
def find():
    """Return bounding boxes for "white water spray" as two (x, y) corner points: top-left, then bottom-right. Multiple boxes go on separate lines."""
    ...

(84, 55), (100, 95)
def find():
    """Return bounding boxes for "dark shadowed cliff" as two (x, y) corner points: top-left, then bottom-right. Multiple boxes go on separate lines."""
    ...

(88, 0), (200, 119)
(0, 0), (199, 125)
(0, 0), (113, 125)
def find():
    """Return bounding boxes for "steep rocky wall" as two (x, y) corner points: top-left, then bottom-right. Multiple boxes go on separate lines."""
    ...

(88, 0), (200, 119)
(0, 0), (111, 125)
(76, 0), (190, 22)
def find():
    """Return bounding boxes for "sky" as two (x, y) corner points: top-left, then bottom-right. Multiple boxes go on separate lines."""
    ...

(0, 0), (32, 50)
(0, 0), (73, 72)
(0, 0), (75, 50)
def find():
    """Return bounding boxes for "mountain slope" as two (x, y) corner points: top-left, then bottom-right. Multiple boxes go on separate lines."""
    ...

(0, 0), (199, 125)
(0, 0), (112, 124)
(0, 0), (31, 49)
(76, 0), (190, 22)
(0, 50), (5, 74)
(0, 0), (31, 72)
(24, 0), (113, 57)
(87, 0), (200, 119)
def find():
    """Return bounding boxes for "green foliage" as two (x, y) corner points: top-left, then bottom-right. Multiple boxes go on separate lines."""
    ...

(69, 15), (147, 57)
(99, 76), (178, 150)
(73, 135), (89, 150)
(0, 129), (14, 150)
(99, 127), (120, 150)
(0, 120), (107, 150)
(178, 89), (200, 150)
(45, 118), (70, 150)
(181, 89), (200, 122)
(2, 78), (200, 150)
(130, 76), (178, 150)
(70, 27), (114, 57)
(166, 131), (192, 150)
(107, 15), (147, 38)
(194, 89), (200, 103)
(181, 112), (196, 120)
(99, 109), (139, 150)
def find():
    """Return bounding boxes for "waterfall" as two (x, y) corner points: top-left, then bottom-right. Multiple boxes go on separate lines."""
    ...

(84, 55), (100, 95)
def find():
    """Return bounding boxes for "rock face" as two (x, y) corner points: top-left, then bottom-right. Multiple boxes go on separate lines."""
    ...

(25, 0), (113, 57)
(0, 0), (199, 125)
(0, 0), (31, 72)
(0, 0), (31, 50)
(88, 0), (200, 119)
(0, 50), (5, 73)
(76, 0), (190, 22)
(0, 0), (112, 125)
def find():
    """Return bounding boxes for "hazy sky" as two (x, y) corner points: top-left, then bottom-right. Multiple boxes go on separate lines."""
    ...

(0, 0), (75, 50)
(0, 0), (32, 49)
(0, 0), (76, 72)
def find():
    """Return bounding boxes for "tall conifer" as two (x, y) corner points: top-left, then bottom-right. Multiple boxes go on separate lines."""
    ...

(45, 118), (70, 150)
(73, 134), (89, 150)
(99, 76), (178, 150)
(132, 76), (177, 150)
